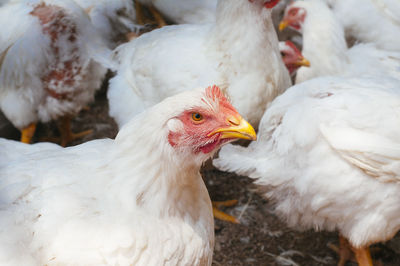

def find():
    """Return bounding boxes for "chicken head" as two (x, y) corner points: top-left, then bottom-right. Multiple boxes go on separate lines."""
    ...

(167, 85), (256, 155)
(279, 3), (306, 31)
(279, 40), (310, 74)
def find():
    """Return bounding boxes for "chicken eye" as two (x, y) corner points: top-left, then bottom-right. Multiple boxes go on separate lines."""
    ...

(191, 112), (203, 122)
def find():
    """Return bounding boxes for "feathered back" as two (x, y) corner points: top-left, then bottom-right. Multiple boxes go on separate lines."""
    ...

(0, 0), (108, 129)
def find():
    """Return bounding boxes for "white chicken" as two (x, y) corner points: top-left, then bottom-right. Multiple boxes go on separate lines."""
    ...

(135, 0), (291, 28)
(279, 0), (400, 84)
(72, 0), (140, 48)
(323, 0), (400, 52)
(214, 75), (400, 266)
(0, 0), (107, 145)
(108, 0), (291, 129)
(279, 40), (310, 77)
(0, 85), (256, 265)
(0, 0), (10, 6)
(135, 0), (217, 25)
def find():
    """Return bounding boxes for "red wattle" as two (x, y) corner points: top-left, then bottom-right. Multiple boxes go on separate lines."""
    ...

(264, 0), (279, 9)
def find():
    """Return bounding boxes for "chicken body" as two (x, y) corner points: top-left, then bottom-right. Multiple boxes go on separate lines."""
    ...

(108, 0), (291, 128)
(0, 86), (256, 265)
(72, 0), (139, 48)
(137, 0), (217, 24)
(281, 0), (400, 84)
(325, 0), (400, 52)
(214, 75), (400, 250)
(0, 0), (107, 132)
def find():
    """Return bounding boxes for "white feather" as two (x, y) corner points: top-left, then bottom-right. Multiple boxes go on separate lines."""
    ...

(137, 0), (217, 24)
(72, 0), (140, 48)
(108, 0), (291, 128)
(326, 0), (400, 52)
(0, 88), (218, 265)
(0, 0), (108, 130)
(214, 76), (400, 248)
(289, 0), (400, 84)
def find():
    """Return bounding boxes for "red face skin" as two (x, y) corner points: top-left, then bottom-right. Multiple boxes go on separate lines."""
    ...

(264, 0), (280, 9)
(248, 0), (280, 9)
(168, 86), (242, 154)
(281, 41), (304, 74)
(283, 6), (306, 31)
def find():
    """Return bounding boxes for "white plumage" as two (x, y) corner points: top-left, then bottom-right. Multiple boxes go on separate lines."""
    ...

(0, 0), (107, 133)
(108, 0), (291, 128)
(0, 86), (251, 265)
(325, 0), (400, 52)
(214, 76), (400, 250)
(72, 0), (139, 48)
(137, 0), (217, 24)
(0, 0), (10, 6)
(281, 0), (400, 84)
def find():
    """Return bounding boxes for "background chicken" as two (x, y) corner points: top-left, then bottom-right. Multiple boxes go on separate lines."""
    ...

(279, 0), (400, 84)
(108, 0), (290, 129)
(279, 40), (310, 78)
(135, 0), (217, 26)
(323, 0), (400, 52)
(72, 0), (140, 48)
(0, 0), (108, 145)
(214, 75), (400, 266)
(0, 85), (256, 265)
(1, 0), (399, 264)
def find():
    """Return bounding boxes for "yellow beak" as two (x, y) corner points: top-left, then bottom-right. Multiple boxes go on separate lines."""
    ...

(208, 116), (257, 141)
(295, 57), (311, 67)
(279, 20), (289, 31)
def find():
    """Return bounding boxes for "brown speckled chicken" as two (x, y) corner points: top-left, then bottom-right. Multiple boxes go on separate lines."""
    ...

(0, 0), (108, 145)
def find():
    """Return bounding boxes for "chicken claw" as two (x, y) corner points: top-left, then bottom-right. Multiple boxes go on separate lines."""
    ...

(328, 235), (373, 266)
(212, 200), (240, 224)
(58, 116), (92, 147)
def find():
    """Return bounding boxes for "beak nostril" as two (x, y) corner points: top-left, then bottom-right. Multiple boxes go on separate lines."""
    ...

(228, 117), (240, 126)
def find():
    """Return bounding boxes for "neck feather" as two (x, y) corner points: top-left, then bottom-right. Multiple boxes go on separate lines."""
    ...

(300, 2), (349, 80)
(210, 0), (291, 125)
(110, 109), (212, 223)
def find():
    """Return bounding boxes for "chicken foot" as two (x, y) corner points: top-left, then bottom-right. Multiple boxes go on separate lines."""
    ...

(328, 235), (373, 266)
(58, 116), (92, 147)
(20, 123), (37, 144)
(148, 5), (167, 28)
(352, 245), (373, 266)
(212, 199), (240, 224)
(135, 1), (166, 28)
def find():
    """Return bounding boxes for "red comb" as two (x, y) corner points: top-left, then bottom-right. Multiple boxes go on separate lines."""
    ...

(205, 85), (225, 102)
(265, 0), (280, 9)
(205, 85), (235, 111)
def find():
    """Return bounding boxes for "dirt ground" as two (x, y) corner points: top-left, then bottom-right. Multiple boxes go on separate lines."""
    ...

(1, 81), (398, 266)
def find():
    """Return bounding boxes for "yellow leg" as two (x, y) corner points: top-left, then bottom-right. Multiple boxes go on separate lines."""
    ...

(337, 235), (355, 266)
(148, 5), (167, 28)
(135, 1), (146, 25)
(58, 116), (92, 147)
(20, 123), (37, 144)
(212, 200), (240, 224)
(352, 245), (373, 266)
(135, 1), (166, 28)
(329, 235), (373, 266)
